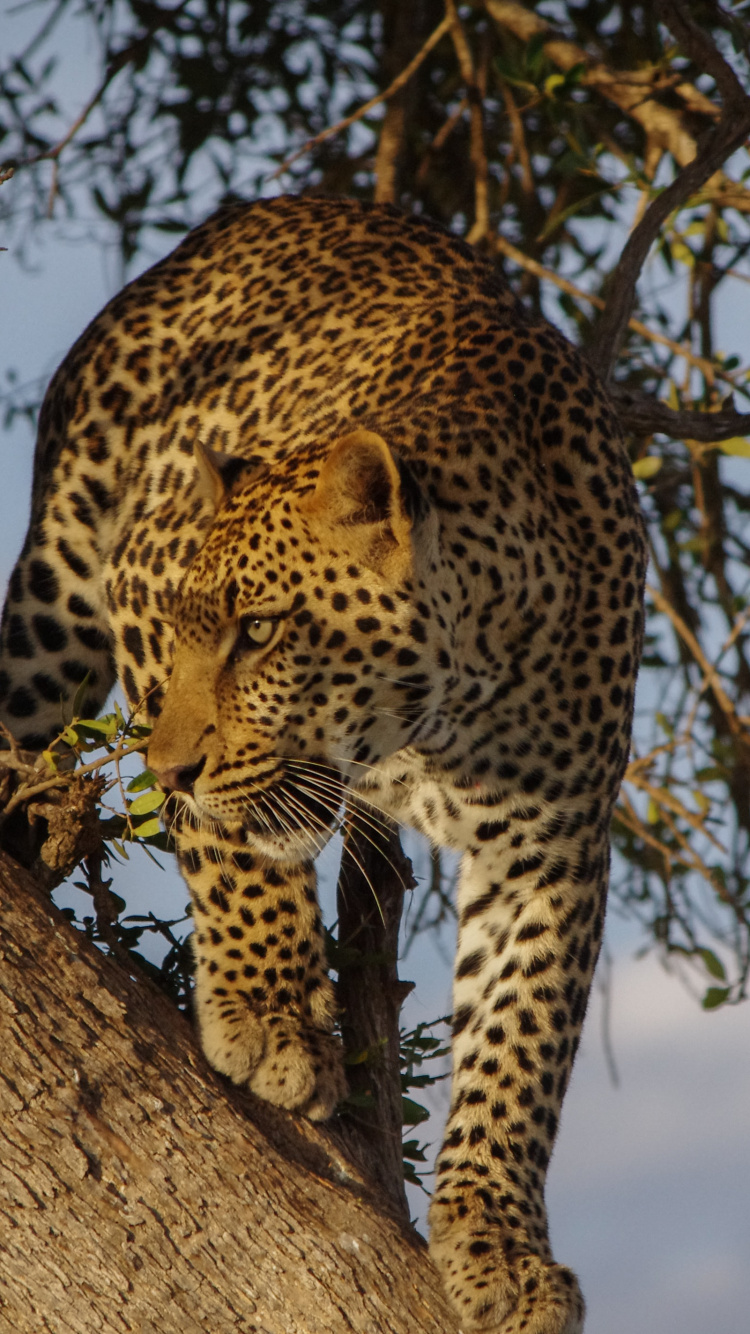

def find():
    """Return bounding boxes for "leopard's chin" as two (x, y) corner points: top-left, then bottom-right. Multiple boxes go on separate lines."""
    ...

(228, 818), (335, 864)
(182, 793), (338, 864)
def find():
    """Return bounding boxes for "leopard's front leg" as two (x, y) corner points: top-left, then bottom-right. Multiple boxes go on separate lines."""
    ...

(429, 836), (608, 1334)
(175, 818), (346, 1120)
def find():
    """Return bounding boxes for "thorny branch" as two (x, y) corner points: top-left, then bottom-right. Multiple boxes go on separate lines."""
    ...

(86, 847), (133, 967)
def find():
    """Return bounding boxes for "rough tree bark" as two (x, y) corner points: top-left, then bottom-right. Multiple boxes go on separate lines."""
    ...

(0, 850), (459, 1334)
(336, 819), (416, 1218)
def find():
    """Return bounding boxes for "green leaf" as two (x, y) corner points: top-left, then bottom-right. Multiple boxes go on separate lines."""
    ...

(526, 31), (547, 78)
(692, 790), (710, 816)
(402, 1096), (430, 1126)
(77, 715), (119, 738)
(128, 723), (153, 739)
(129, 789), (165, 815)
(698, 948), (726, 981)
(702, 986), (730, 1010)
(718, 438), (750, 457)
(564, 61), (587, 86)
(544, 73), (566, 97)
(127, 767), (159, 792)
(71, 672), (93, 718)
(662, 508), (683, 533)
(402, 1160), (424, 1187)
(655, 712), (674, 737)
(344, 1038), (387, 1067)
(632, 456), (662, 479)
(402, 1139), (428, 1163)
(671, 239), (694, 268)
(131, 817), (163, 838)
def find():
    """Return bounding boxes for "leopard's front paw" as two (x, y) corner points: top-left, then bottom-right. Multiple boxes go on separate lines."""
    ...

(248, 1014), (347, 1120)
(429, 1227), (584, 1334)
(199, 1004), (347, 1120)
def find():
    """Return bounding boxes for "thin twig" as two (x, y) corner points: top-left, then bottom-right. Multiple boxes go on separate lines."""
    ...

(617, 791), (675, 873)
(617, 788), (726, 898)
(416, 98), (468, 185)
(446, 0), (489, 245)
(15, 0), (69, 67)
(15, 39), (145, 174)
(647, 583), (747, 741)
(626, 772), (725, 853)
(491, 231), (741, 389)
(270, 13), (452, 181)
(589, 1), (750, 380)
(87, 849), (131, 967)
(597, 947), (620, 1087)
(704, 605), (750, 684)
(501, 80), (533, 198)
(0, 738), (148, 817)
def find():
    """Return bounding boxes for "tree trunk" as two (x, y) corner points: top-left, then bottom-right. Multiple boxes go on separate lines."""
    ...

(336, 818), (416, 1218)
(0, 851), (458, 1334)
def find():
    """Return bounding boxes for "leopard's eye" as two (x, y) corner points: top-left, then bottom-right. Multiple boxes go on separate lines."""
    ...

(235, 616), (277, 655)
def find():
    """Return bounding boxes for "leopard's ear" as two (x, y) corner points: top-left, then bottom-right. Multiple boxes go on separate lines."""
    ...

(300, 430), (425, 548)
(193, 441), (260, 510)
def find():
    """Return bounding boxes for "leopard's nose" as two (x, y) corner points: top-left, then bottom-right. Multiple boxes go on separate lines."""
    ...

(152, 755), (206, 795)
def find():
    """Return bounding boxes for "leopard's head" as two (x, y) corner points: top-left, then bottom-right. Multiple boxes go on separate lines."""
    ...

(148, 429), (449, 859)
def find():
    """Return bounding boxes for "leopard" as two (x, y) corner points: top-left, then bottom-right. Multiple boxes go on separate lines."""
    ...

(0, 195), (646, 1333)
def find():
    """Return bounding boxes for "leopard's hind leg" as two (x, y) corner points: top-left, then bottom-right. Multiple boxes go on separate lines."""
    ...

(428, 835), (607, 1333)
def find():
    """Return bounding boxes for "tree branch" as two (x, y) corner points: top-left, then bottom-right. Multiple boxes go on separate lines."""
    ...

(609, 387), (750, 443)
(0, 851), (458, 1334)
(446, 0), (489, 244)
(588, 2), (750, 380)
(336, 817), (416, 1219)
(484, 0), (738, 178)
(374, 1), (430, 204)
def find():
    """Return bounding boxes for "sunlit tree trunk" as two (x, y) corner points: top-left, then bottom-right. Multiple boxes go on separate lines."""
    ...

(0, 852), (459, 1334)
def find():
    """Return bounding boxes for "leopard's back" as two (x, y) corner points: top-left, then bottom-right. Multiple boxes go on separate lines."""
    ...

(1, 196), (639, 750)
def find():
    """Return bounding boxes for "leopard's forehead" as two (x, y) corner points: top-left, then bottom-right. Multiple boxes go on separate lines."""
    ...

(179, 502), (306, 627)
